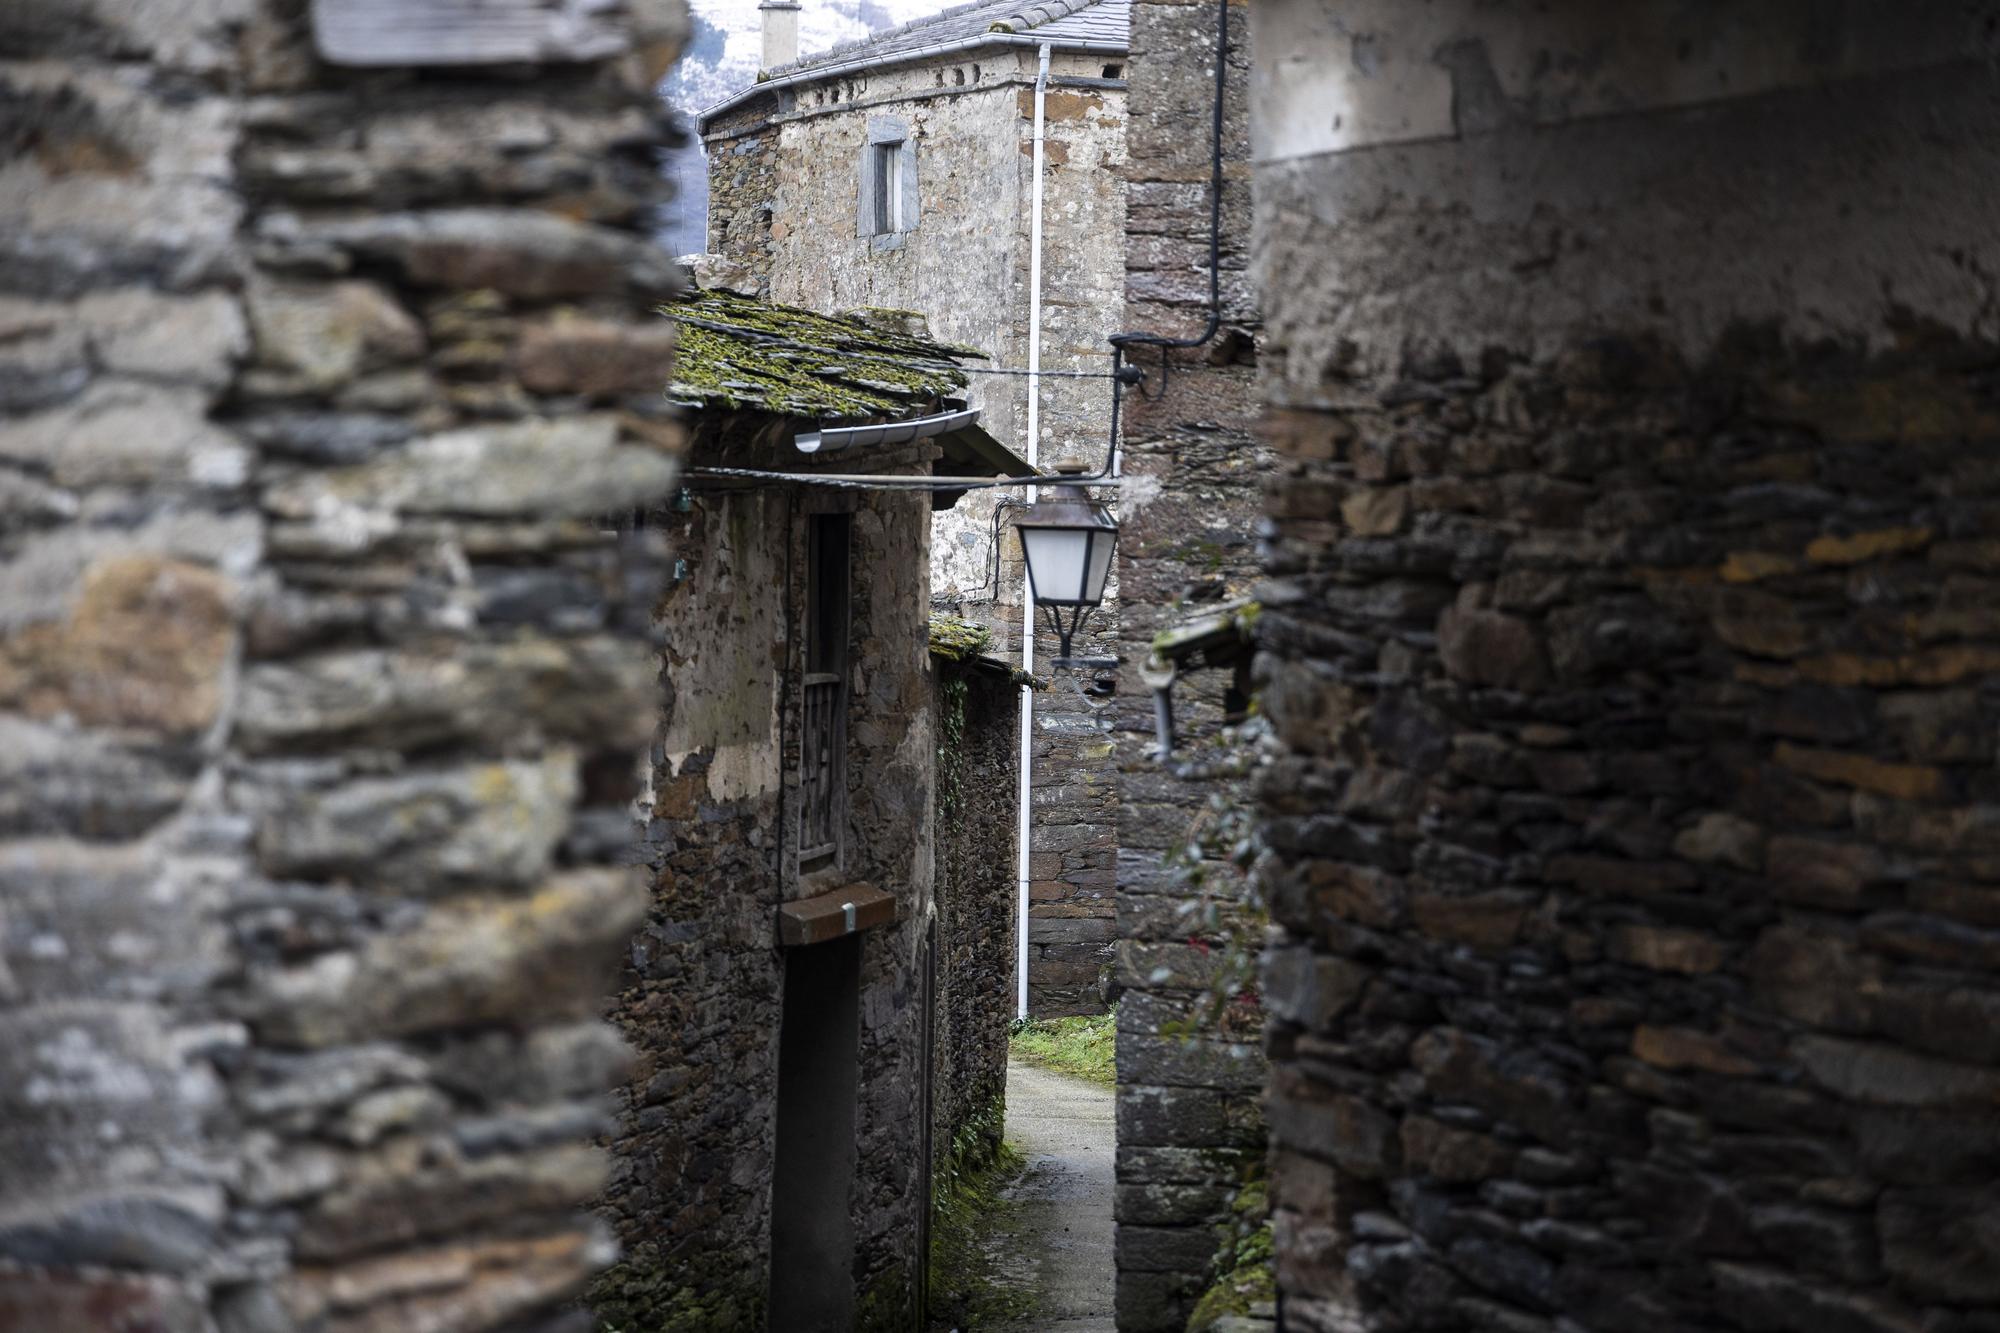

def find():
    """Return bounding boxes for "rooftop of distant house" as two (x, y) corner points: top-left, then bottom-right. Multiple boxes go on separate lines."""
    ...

(664, 280), (1037, 496)
(699, 0), (1130, 130)
(665, 286), (983, 421)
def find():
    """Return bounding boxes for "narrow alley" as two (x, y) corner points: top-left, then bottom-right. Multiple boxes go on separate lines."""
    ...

(981, 1060), (1117, 1332)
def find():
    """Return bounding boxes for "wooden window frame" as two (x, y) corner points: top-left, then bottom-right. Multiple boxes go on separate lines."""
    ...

(798, 513), (851, 869)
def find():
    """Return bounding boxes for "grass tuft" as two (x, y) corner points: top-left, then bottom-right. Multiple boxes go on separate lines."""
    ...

(1008, 1011), (1116, 1087)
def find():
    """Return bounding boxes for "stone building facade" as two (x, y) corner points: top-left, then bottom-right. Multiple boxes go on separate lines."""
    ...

(1108, 0), (1270, 1327)
(699, 0), (1131, 1016)
(592, 290), (1021, 1330)
(0, 1), (689, 1330)
(1248, 3), (2000, 1331)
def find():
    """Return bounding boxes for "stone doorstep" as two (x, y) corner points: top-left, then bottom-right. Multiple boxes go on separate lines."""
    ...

(777, 882), (896, 947)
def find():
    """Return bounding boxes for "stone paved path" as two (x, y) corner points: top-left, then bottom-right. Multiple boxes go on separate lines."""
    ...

(983, 1057), (1117, 1331)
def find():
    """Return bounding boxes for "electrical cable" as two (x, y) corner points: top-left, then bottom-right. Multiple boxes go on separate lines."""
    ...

(973, 496), (1027, 601)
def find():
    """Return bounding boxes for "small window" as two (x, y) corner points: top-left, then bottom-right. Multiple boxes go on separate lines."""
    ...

(869, 140), (903, 236)
(1102, 62), (1123, 79)
(860, 115), (918, 244)
(800, 513), (850, 867)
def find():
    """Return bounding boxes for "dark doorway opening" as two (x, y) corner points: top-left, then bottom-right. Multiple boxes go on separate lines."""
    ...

(917, 917), (938, 1320)
(770, 934), (861, 1331)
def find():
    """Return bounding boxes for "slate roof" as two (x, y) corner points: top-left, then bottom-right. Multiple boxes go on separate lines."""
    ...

(700, 0), (1128, 127)
(769, 0), (1129, 81)
(665, 289), (984, 421)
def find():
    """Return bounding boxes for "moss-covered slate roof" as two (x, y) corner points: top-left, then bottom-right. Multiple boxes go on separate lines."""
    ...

(928, 614), (1045, 689)
(664, 289), (985, 422)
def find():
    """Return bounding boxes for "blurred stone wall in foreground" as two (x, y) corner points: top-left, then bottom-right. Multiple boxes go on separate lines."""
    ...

(1250, 3), (2000, 1330)
(0, 1), (688, 1328)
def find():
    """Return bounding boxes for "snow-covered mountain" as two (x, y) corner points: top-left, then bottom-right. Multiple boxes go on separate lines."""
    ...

(657, 0), (950, 253)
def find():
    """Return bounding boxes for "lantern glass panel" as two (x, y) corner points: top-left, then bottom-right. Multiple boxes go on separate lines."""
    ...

(1022, 527), (1090, 604)
(1084, 529), (1114, 604)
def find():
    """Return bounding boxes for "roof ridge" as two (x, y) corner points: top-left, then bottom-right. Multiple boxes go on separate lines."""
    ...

(989, 0), (1099, 35)
(763, 0), (1019, 79)
(760, 0), (1117, 82)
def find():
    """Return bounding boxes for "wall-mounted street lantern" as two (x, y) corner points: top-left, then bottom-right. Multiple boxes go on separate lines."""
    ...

(1016, 463), (1118, 668)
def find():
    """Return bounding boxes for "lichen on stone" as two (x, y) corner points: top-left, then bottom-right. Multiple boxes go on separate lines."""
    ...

(662, 288), (984, 422)
(927, 614), (993, 661)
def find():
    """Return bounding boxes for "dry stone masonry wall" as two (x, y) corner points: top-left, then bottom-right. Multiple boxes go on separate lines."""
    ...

(1111, 1), (1269, 1327)
(931, 657), (1023, 1175)
(1250, 3), (2000, 1330)
(0, 1), (688, 1328)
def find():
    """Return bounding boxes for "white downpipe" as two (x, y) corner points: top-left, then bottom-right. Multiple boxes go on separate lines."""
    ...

(1016, 42), (1051, 1022)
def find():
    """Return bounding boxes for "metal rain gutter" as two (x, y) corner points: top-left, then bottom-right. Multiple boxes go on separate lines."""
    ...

(794, 406), (981, 455)
(697, 31), (1128, 133)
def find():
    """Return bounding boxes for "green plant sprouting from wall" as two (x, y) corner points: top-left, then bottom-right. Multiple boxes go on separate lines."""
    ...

(927, 1095), (1032, 1327)
(1185, 1167), (1275, 1332)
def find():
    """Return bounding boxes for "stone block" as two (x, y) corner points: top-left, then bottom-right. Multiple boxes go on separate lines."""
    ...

(0, 716), (197, 840)
(0, 556), (235, 736)
(1708, 1262), (1922, 1333)
(1606, 923), (1730, 974)
(1028, 914), (1117, 947)
(0, 1002), (221, 1199)
(1266, 1069), (1397, 1180)
(263, 415), (681, 522)
(1794, 1035), (2000, 1109)
(1260, 944), (1369, 1031)
(1119, 1035), (1262, 1089)
(245, 278), (425, 394)
(515, 314), (676, 397)
(242, 869), (647, 1046)
(0, 839), (230, 1004)
(1116, 1223), (1221, 1274)
(0, 1269), (211, 1333)
(294, 1138), (604, 1260)
(1437, 606), (1549, 691)
(1115, 1182), (1234, 1228)
(1881, 1188), (2000, 1303)
(1400, 1114), (1512, 1184)
(238, 636), (656, 756)
(255, 756), (578, 892)
(266, 209), (682, 299)
(0, 381), (247, 490)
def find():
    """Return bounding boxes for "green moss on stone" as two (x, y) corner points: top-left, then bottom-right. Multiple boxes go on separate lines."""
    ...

(927, 615), (993, 661)
(928, 1095), (1033, 1328)
(1186, 1175), (1275, 1332)
(854, 1263), (917, 1333)
(664, 289), (982, 422)
(587, 1246), (763, 1333)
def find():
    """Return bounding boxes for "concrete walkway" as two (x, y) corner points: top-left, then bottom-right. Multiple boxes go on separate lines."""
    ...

(985, 1057), (1117, 1331)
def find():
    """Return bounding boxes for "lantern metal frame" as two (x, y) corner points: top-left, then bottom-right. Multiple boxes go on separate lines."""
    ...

(1015, 471), (1119, 668)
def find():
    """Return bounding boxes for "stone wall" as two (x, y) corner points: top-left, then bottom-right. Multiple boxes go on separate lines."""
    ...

(702, 109), (779, 289)
(1110, 1), (1269, 1327)
(702, 49), (1129, 1017)
(1249, 3), (2000, 1330)
(932, 658), (1023, 1169)
(0, 1), (689, 1329)
(597, 423), (944, 1330)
